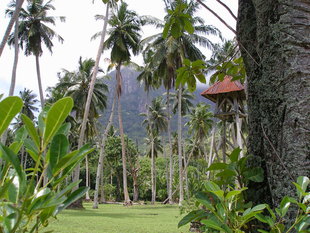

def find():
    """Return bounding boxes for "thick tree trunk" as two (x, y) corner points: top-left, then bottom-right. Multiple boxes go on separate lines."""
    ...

(73, 3), (110, 192)
(151, 138), (156, 204)
(237, 0), (310, 214)
(166, 89), (174, 204)
(35, 55), (44, 109)
(116, 66), (131, 204)
(177, 88), (184, 205)
(0, 0), (25, 57)
(9, 14), (19, 96)
(93, 91), (117, 208)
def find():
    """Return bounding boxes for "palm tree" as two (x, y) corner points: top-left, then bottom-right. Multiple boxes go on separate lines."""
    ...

(5, 0), (23, 96)
(0, 0), (25, 57)
(171, 89), (195, 116)
(14, 88), (39, 168)
(19, 88), (39, 120)
(103, 2), (142, 204)
(140, 0), (221, 204)
(141, 97), (167, 204)
(55, 57), (108, 200)
(185, 103), (213, 166)
(77, 1), (119, 202)
(8, 0), (65, 108)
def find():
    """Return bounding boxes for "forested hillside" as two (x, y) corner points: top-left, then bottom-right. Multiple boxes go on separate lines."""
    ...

(100, 67), (213, 144)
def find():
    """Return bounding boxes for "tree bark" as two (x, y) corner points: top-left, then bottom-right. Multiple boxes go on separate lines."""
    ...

(93, 91), (117, 208)
(132, 168), (139, 202)
(166, 89), (174, 204)
(0, 0), (25, 57)
(151, 137), (156, 204)
(85, 155), (91, 201)
(35, 55), (44, 109)
(116, 65), (131, 204)
(237, 0), (310, 214)
(177, 88), (184, 205)
(9, 8), (20, 97)
(73, 3), (110, 191)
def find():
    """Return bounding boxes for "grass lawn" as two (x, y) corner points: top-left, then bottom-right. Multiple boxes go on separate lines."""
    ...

(46, 203), (191, 233)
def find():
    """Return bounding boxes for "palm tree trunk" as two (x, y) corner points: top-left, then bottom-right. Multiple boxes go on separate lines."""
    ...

(207, 126), (216, 179)
(93, 91), (117, 208)
(183, 142), (189, 199)
(166, 89), (174, 204)
(151, 137), (156, 204)
(177, 87), (184, 205)
(35, 55), (44, 108)
(85, 155), (90, 200)
(100, 171), (106, 203)
(116, 66), (131, 204)
(133, 168), (139, 202)
(73, 3), (110, 190)
(9, 15), (19, 96)
(0, 0), (25, 57)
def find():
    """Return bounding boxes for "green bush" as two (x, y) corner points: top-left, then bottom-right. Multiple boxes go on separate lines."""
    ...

(0, 97), (92, 233)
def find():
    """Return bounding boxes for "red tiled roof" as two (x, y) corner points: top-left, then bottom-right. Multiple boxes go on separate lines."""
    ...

(201, 76), (245, 102)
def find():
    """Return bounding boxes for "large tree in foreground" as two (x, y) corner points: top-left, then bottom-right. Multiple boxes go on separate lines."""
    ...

(8, 0), (65, 108)
(237, 0), (310, 215)
(103, 2), (142, 204)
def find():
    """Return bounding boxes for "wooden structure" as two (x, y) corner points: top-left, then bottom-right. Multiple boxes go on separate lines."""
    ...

(201, 76), (247, 163)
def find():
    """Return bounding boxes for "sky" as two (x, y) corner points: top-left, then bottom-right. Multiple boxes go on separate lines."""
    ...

(0, 0), (237, 98)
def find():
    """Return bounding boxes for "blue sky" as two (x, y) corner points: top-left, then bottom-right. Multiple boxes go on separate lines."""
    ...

(0, 0), (237, 98)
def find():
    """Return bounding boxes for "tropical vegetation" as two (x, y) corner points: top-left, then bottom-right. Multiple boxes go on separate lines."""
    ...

(0, 0), (309, 232)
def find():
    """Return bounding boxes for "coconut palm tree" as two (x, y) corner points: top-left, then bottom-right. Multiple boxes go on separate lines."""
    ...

(5, 0), (23, 96)
(185, 103), (213, 165)
(77, 1), (119, 202)
(8, 0), (65, 108)
(103, 2), (142, 204)
(141, 97), (167, 204)
(140, 0), (221, 204)
(0, 0), (25, 57)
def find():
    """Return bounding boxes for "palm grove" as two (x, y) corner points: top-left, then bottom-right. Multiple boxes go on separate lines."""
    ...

(0, 0), (309, 232)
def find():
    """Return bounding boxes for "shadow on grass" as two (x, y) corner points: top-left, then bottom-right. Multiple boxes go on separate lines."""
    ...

(61, 210), (160, 219)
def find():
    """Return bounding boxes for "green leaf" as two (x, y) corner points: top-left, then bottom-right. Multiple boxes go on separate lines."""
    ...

(297, 176), (309, 194)
(178, 209), (207, 228)
(207, 162), (227, 171)
(49, 134), (69, 172)
(201, 219), (226, 232)
(0, 145), (24, 182)
(243, 167), (264, 182)
(183, 18), (194, 34)
(0, 97), (23, 136)
(279, 196), (291, 217)
(21, 114), (40, 150)
(56, 186), (89, 214)
(26, 149), (39, 164)
(162, 21), (170, 39)
(43, 97), (73, 150)
(55, 123), (71, 136)
(210, 190), (224, 200)
(229, 148), (241, 162)
(205, 181), (221, 192)
(216, 169), (237, 179)
(196, 192), (215, 211)
(226, 188), (247, 199)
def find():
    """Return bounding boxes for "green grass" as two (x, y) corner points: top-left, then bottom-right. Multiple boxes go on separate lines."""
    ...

(46, 203), (190, 233)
